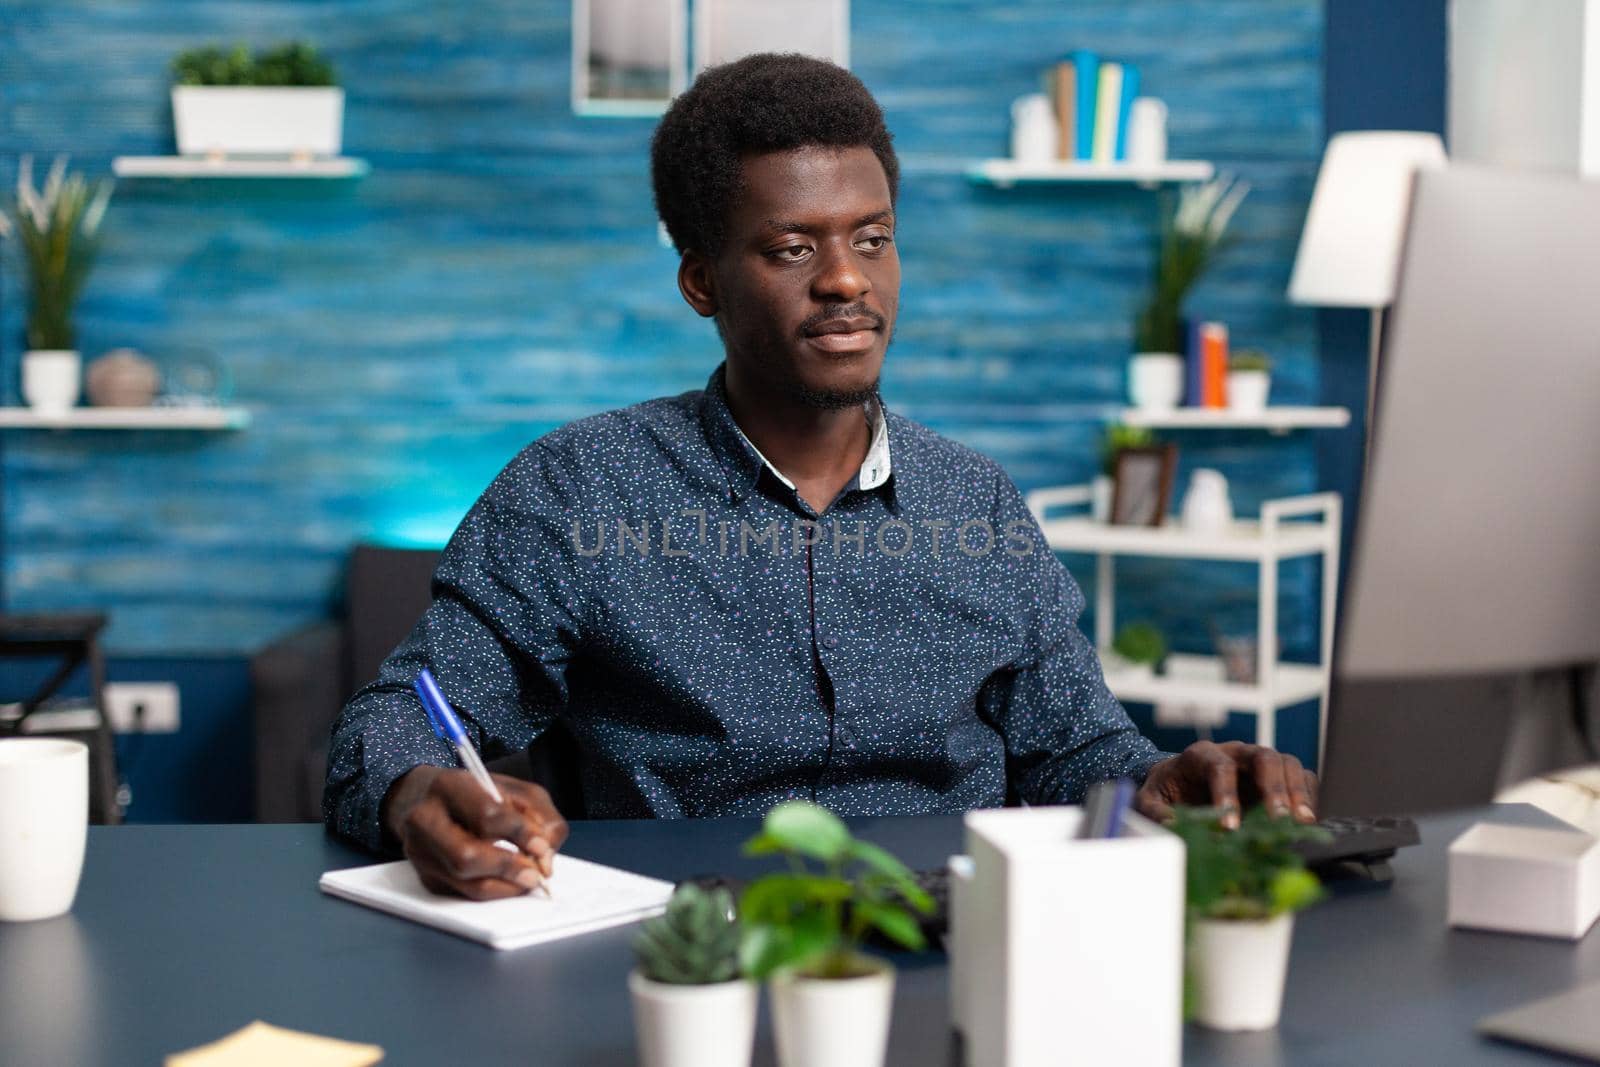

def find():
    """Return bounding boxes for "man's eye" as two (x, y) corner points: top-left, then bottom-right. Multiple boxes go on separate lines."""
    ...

(857, 234), (892, 252)
(770, 246), (811, 262)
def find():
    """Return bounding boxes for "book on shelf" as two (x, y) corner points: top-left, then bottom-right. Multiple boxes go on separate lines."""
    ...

(1198, 321), (1231, 408)
(1069, 50), (1100, 161)
(1051, 61), (1077, 160)
(1114, 64), (1142, 161)
(1051, 51), (1143, 165)
(1092, 62), (1123, 163)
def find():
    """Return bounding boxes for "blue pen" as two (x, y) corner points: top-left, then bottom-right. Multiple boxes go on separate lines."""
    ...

(414, 667), (504, 803)
(1101, 777), (1136, 839)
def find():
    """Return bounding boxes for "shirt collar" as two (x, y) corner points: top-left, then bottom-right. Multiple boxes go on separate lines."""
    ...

(699, 363), (896, 506)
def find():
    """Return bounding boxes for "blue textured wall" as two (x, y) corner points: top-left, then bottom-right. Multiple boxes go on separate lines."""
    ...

(2, 0), (1328, 775)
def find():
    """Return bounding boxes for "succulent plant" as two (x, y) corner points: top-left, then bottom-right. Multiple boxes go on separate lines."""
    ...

(1229, 349), (1273, 373)
(172, 41), (337, 87)
(633, 883), (741, 985)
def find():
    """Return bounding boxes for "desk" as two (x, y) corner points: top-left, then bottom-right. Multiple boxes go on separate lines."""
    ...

(0, 806), (1588, 1066)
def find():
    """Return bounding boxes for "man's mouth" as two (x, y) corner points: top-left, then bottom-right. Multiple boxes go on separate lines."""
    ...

(803, 314), (881, 354)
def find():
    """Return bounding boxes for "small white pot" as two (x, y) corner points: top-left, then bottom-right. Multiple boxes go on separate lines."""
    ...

(21, 350), (81, 414)
(1190, 914), (1294, 1031)
(1129, 352), (1186, 411)
(1091, 474), (1114, 523)
(1226, 370), (1271, 413)
(172, 86), (344, 157)
(1180, 469), (1234, 533)
(628, 970), (758, 1067)
(0, 739), (89, 922)
(770, 960), (895, 1067)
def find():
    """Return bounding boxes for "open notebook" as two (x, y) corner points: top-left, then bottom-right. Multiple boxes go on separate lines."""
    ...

(319, 854), (675, 950)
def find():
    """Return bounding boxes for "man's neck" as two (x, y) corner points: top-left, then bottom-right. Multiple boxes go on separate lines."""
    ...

(723, 364), (872, 513)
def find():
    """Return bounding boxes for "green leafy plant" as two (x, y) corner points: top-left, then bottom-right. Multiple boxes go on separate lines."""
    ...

(172, 41), (337, 87)
(633, 883), (742, 985)
(1168, 806), (1330, 921)
(1098, 424), (1156, 477)
(1134, 176), (1250, 354)
(1229, 349), (1273, 373)
(738, 800), (933, 981)
(0, 156), (113, 351)
(1112, 621), (1167, 668)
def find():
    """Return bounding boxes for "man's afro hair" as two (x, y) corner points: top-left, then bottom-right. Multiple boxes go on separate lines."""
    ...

(651, 52), (899, 256)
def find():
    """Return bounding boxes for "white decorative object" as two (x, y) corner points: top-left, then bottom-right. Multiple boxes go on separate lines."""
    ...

(1128, 353), (1185, 411)
(1189, 914), (1294, 1031)
(1227, 369), (1271, 413)
(21, 350), (81, 414)
(628, 971), (758, 1067)
(1090, 474), (1114, 522)
(950, 807), (1184, 1067)
(87, 349), (161, 407)
(1181, 469), (1234, 533)
(573, 0), (688, 117)
(1127, 97), (1168, 165)
(694, 0), (849, 75)
(0, 739), (88, 922)
(172, 87), (344, 157)
(1010, 94), (1058, 164)
(770, 962), (894, 1067)
(1448, 821), (1600, 940)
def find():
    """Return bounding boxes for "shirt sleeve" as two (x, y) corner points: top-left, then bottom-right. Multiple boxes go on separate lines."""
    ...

(984, 470), (1171, 804)
(322, 443), (592, 853)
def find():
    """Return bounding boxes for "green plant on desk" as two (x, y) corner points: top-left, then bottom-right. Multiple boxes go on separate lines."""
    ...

(1169, 806), (1328, 921)
(738, 800), (933, 980)
(634, 883), (741, 984)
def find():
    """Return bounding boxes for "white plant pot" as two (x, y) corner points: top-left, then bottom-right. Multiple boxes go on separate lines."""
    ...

(1226, 370), (1271, 413)
(0, 739), (89, 922)
(172, 86), (344, 157)
(770, 960), (895, 1067)
(21, 350), (81, 414)
(1129, 352), (1186, 411)
(1091, 474), (1114, 523)
(1190, 914), (1294, 1031)
(628, 970), (758, 1067)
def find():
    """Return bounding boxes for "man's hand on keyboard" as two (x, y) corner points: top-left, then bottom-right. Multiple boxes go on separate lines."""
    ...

(1135, 740), (1318, 830)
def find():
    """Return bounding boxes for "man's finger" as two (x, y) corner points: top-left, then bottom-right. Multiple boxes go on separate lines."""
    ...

(1204, 750), (1241, 828)
(435, 772), (538, 850)
(408, 801), (544, 894)
(1134, 785), (1175, 825)
(1281, 755), (1316, 822)
(1251, 750), (1292, 819)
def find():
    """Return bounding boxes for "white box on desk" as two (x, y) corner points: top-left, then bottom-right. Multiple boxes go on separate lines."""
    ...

(949, 806), (1184, 1067)
(1448, 822), (1600, 940)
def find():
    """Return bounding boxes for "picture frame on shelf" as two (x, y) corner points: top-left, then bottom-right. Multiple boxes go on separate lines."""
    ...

(693, 0), (849, 74)
(1110, 445), (1177, 526)
(571, 0), (687, 116)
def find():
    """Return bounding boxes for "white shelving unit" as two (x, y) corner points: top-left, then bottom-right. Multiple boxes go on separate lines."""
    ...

(1026, 484), (1341, 756)
(1118, 406), (1351, 434)
(967, 159), (1215, 189)
(112, 156), (369, 179)
(0, 407), (250, 430)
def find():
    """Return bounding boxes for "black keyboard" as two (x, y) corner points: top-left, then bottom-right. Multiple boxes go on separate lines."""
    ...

(1291, 815), (1421, 879)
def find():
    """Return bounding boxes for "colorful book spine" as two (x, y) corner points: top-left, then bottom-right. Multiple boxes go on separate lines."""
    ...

(1185, 318), (1205, 406)
(1093, 62), (1123, 163)
(1052, 61), (1077, 160)
(1114, 63), (1141, 161)
(1069, 50), (1100, 161)
(1200, 322), (1230, 408)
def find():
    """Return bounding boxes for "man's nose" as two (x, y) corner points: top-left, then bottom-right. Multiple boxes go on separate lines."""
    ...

(810, 241), (870, 303)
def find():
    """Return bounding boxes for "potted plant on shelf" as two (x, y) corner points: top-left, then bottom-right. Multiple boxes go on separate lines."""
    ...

(171, 41), (342, 159)
(1130, 176), (1250, 411)
(1107, 621), (1167, 679)
(739, 800), (933, 1067)
(1095, 424), (1155, 522)
(1169, 806), (1329, 1032)
(1227, 349), (1273, 413)
(0, 156), (113, 415)
(629, 882), (756, 1067)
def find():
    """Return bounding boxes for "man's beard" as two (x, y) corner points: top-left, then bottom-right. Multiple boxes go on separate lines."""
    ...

(792, 377), (881, 410)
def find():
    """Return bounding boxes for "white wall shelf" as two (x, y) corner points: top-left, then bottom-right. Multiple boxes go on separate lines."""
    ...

(112, 156), (369, 179)
(0, 407), (250, 430)
(1118, 406), (1351, 433)
(967, 159), (1215, 189)
(1025, 484), (1341, 755)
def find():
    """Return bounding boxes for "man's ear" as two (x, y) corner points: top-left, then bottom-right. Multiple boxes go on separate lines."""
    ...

(677, 251), (718, 319)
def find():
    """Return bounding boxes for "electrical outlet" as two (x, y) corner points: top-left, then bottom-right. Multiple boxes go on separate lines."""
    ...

(103, 682), (181, 733)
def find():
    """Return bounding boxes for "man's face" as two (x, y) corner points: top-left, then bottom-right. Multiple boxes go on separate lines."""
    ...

(686, 145), (899, 409)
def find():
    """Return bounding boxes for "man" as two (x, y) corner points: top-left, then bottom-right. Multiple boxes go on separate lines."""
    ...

(324, 53), (1317, 899)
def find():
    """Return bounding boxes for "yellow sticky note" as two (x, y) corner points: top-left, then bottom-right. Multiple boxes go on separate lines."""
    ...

(165, 1020), (383, 1067)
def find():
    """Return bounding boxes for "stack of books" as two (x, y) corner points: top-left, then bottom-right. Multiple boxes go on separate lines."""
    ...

(1045, 51), (1141, 163)
(1185, 320), (1230, 407)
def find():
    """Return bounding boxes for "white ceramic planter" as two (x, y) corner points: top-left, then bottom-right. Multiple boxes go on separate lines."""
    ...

(770, 960), (895, 1067)
(1129, 352), (1186, 411)
(21, 350), (81, 414)
(1190, 914), (1294, 1031)
(172, 86), (344, 157)
(0, 739), (89, 922)
(628, 970), (758, 1067)
(1226, 370), (1271, 413)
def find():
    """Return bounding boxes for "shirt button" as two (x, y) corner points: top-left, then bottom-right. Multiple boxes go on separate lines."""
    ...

(821, 635), (839, 650)
(837, 726), (855, 748)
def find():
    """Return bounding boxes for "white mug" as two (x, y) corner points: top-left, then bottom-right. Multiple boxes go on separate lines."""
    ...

(1010, 93), (1058, 164)
(1127, 97), (1168, 166)
(21, 350), (82, 414)
(0, 739), (89, 922)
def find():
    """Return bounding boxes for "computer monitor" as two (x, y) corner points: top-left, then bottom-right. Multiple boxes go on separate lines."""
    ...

(1320, 165), (1600, 815)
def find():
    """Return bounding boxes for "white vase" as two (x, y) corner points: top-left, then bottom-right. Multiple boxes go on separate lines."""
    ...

(1128, 353), (1185, 411)
(1226, 370), (1271, 413)
(1010, 94), (1057, 163)
(1180, 469), (1234, 533)
(770, 960), (895, 1067)
(1190, 914), (1294, 1031)
(628, 970), (758, 1067)
(21, 350), (81, 414)
(171, 86), (344, 157)
(1091, 474), (1114, 522)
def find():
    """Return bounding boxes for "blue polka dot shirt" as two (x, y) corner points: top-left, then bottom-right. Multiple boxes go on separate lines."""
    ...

(325, 363), (1166, 851)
